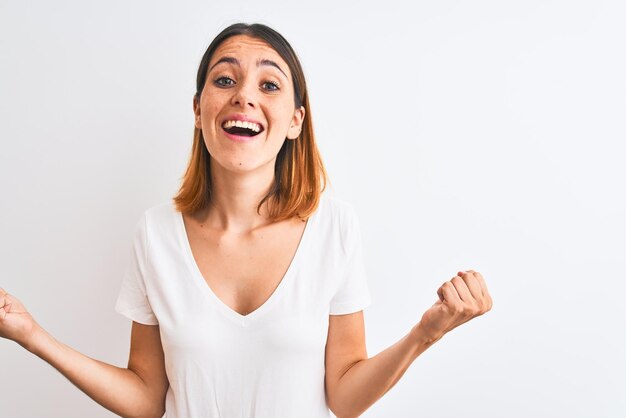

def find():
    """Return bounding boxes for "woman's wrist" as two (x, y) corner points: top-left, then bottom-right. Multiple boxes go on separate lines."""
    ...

(20, 323), (49, 354)
(410, 321), (444, 347)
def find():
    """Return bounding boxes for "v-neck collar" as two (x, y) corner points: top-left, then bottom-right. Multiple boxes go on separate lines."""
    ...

(176, 205), (318, 327)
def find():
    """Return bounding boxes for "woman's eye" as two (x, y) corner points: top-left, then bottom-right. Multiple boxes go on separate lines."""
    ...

(214, 76), (235, 87)
(262, 81), (280, 91)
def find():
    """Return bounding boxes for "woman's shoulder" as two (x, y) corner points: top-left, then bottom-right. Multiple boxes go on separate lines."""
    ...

(141, 200), (178, 222)
(129, 201), (180, 239)
(315, 192), (364, 254)
(316, 191), (360, 225)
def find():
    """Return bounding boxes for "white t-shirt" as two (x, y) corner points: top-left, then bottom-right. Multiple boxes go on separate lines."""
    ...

(114, 193), (372, 418)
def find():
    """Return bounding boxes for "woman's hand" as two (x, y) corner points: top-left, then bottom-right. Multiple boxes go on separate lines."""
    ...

(413, 270), (493, 344)
(0, 288), (40, 348)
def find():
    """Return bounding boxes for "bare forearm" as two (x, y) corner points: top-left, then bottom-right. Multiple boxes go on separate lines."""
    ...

(24, 325), (161, 418)
(331, 324), (442, 418)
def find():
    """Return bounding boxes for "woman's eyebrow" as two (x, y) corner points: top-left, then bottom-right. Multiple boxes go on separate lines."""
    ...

(208, 56), (238, 73)
(257, 59), (288, 79)
(208, 56), (288, 79)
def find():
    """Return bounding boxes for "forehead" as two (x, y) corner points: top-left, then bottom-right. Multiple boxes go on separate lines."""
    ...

(210, 35), (291, 77)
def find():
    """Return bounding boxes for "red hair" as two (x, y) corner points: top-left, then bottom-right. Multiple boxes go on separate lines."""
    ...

(172, 23), (329, 221)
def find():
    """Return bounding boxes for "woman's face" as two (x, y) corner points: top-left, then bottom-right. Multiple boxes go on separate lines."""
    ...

(194, 35), (305, 175)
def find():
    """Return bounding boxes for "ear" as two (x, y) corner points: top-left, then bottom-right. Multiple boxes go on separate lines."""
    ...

(286, 106), (305, 140)
(193, 94), (201, 129)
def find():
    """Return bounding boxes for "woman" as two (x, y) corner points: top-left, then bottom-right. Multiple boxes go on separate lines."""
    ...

(0, 23), (493, 418)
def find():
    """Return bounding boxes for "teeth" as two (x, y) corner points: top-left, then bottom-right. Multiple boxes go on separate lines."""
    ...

(223, 120), (261, 133)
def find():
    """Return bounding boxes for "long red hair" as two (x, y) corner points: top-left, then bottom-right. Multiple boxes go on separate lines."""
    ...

(172, 23), (329, 222)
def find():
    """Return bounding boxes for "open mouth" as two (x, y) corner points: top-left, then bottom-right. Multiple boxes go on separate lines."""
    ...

(222, 120), (264, 137)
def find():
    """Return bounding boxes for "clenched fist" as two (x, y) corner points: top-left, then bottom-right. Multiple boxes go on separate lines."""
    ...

(0, 288), (40, 348)
(414, 270), (493, 344)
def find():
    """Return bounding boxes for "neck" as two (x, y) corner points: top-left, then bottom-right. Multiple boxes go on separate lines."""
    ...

(203, 159), (277, 234)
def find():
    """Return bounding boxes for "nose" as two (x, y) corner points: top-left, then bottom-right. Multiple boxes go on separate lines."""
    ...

(230, 80), (257, 109)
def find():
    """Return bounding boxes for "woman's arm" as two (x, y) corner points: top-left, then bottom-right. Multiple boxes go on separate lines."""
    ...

(326, 315), (440, 418)
(326, 270), (493, 418)
(1, 289), (168, 418)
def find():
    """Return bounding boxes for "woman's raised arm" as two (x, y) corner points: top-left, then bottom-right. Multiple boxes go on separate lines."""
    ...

(0, 288), (168, 418)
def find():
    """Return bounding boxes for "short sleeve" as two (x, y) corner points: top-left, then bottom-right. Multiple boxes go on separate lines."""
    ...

(329, 206), (372, 315)
(114, 213), (159, 325)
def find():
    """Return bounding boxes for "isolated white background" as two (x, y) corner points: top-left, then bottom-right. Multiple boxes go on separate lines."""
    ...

(1, 0), (624, 417)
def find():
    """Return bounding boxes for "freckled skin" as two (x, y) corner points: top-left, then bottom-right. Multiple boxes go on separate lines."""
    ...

(193, 35), (305, 176)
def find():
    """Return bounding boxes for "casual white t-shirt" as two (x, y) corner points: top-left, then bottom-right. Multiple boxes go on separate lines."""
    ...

(114, 193), (372, 418)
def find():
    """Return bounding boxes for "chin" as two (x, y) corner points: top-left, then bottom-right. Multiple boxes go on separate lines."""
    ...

(214, 156), (275, 176)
